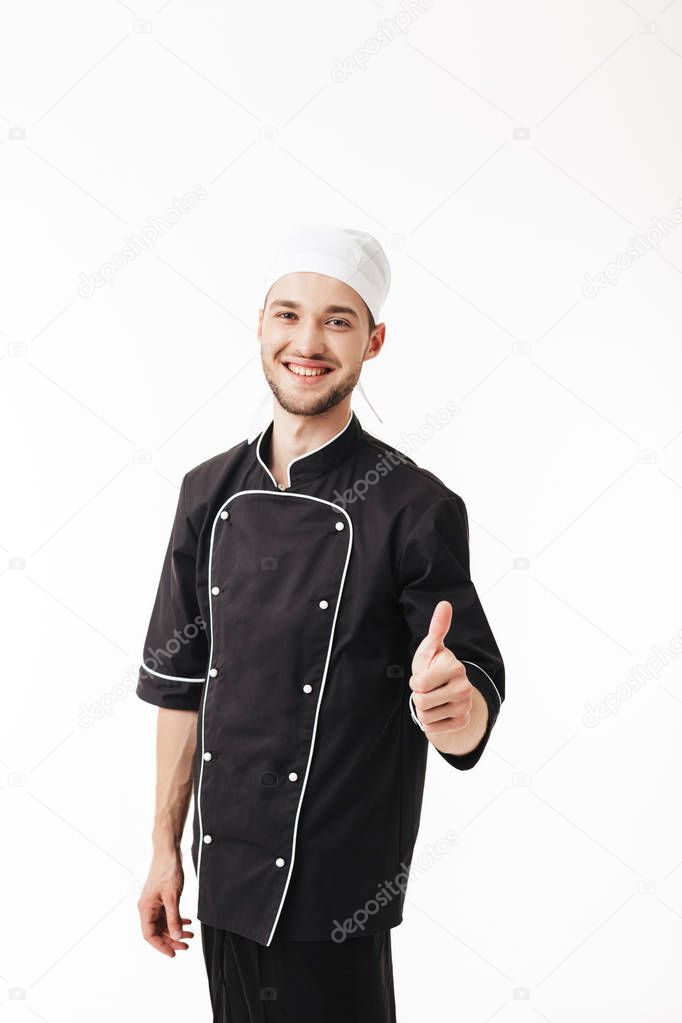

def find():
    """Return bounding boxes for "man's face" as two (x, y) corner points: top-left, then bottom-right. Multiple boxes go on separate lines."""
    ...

(257, 272), (384, 417)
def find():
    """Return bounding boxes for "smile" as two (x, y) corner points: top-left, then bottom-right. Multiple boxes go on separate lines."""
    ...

(283, 362), (333, 378)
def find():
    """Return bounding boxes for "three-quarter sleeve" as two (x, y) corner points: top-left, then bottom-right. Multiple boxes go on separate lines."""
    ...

(136, 472), (209, 711)
(397, 491), (505, 770)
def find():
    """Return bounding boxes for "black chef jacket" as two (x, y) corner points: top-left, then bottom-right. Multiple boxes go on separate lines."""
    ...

(136, 409), (505, 947)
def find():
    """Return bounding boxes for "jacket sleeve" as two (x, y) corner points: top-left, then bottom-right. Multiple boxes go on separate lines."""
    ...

(136, 472), (209, 711)
(397, 491), (505, 770)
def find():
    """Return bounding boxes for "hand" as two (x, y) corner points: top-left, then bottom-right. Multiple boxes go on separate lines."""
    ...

(138, 851), (195, 957)
(409, 600), (474, 737)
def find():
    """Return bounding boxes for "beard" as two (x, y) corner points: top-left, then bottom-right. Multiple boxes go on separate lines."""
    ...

(261, 356), (361, 418)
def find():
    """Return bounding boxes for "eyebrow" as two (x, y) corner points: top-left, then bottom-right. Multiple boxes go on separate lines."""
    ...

(269, 299), (359, 320)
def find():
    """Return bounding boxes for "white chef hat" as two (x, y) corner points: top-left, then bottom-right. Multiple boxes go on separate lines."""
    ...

(262, 224), (391, 323)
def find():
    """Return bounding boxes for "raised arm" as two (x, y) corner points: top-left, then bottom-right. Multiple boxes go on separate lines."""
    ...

(398, 491), (505, 770)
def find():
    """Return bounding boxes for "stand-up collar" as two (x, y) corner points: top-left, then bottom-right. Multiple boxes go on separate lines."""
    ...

(256, 410), (364, 490)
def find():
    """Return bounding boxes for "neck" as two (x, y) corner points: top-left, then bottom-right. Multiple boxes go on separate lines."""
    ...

(268, 402), (352, 490)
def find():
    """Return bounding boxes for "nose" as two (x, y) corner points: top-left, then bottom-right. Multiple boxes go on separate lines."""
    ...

(291, 310), (323, 353)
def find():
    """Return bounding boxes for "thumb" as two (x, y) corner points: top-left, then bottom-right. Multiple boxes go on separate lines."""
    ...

(411, 600), (452, 673)
(163, 892), (184, 941)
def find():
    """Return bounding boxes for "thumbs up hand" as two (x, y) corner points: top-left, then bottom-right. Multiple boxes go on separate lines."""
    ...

(409, 601), (487, 752)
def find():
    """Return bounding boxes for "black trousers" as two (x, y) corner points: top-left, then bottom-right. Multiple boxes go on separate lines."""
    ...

(200, 922), (397, 1022)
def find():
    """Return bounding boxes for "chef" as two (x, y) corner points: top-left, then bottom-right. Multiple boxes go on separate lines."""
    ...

(136, 224), (505, 1022)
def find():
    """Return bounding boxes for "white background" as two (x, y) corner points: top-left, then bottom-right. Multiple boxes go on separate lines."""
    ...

(2, 1), (682, 1020)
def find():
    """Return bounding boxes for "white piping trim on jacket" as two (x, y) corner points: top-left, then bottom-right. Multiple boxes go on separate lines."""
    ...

(460, 659), (503, 708)
(408, 659), (502, 731)
(408, 691), (425, 731)
(196, 488), (353, 947)
(141, 664), (205, 683)
(255, 410), (354, 489)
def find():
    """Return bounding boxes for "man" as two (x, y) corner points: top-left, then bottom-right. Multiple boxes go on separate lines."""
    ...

(136, 225), (505, 1022)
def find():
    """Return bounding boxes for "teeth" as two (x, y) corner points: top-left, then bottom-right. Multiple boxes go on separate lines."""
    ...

(286, 363), (329, 377)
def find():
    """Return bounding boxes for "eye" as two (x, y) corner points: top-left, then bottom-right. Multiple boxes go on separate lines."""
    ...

(327, 318), (350, 328)
(276, 311), (296, 320)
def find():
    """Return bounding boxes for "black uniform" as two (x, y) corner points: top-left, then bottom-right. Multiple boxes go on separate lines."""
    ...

(136, 409), (505, 1020)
